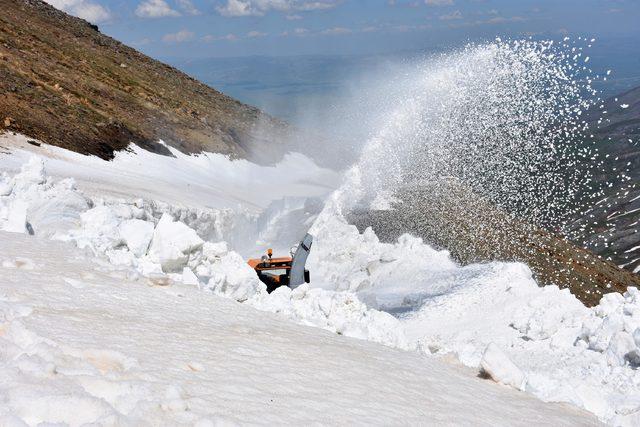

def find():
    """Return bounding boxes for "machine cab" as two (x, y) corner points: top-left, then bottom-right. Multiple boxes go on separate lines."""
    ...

(247, 234), (313, 293)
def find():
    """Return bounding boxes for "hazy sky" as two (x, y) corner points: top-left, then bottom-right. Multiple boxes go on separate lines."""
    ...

(45, 0), (640, 58)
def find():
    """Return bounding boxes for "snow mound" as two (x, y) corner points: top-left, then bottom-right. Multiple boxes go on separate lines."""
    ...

(579, 288), (640, 367)
(481, 343), (527, 391)
(250, 284), (408, 349)
(309, 207), (456, 306)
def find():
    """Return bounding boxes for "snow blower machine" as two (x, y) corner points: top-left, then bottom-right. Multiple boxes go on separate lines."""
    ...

(247, 233), (313, 293)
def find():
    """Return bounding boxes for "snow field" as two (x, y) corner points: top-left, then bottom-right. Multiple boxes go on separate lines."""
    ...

(0, 34), (633, 424)
(1, 152), (639, 424)
(0, 232), (597, 425)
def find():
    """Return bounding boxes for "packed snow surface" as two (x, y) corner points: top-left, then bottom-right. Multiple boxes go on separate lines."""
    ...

(0, 231), (598, 425)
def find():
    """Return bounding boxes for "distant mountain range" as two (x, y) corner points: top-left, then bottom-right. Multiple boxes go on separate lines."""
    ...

(169, 54), (406, 130)
(169, 38), (640, 125)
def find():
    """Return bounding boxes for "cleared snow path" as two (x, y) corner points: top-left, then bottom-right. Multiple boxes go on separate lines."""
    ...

(0, 232), (598, 426)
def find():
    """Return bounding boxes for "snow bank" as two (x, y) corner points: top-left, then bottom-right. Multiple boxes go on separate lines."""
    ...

(0, 157), (91, 236)
(0, 157), (405, 348)
(0, 132), (340, 212)
(306, 179), (640, 425)
(250, 285), (408, 349)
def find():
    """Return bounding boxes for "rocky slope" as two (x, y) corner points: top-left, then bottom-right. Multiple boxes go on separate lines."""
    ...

(0, 0), (290, 161)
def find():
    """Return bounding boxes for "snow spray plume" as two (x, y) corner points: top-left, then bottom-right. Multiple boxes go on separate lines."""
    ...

(326, 38), (608, 234)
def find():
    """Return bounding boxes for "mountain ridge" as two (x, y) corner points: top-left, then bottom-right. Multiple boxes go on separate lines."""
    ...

(0, 0), (290, 162)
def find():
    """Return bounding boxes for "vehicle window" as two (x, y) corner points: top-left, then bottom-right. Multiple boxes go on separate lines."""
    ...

(264, 269), (286, 275)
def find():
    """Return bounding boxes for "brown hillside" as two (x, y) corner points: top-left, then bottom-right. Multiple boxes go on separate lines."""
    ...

(0, 0), (290, 161)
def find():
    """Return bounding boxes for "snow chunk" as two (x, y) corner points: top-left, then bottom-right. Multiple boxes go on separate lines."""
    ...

(606, 331), (637, 367)
(182, 267), (199, 286)
(13, 157), (46, 191)
(202, 241), (228, 260)
(73, 205), (122, 251)
(28, 184), (91, 237)
(480, 343), (526, 390)
(148, 213), (204, 272)
(0, 174), (13, 196)
(119, 219), (154, 257)
(202, 250), (262, 302)
(2, 200), (28, 233)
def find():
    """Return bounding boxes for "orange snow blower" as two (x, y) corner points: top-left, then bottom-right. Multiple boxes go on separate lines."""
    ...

(247, 234), (313, 293)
